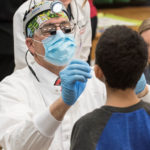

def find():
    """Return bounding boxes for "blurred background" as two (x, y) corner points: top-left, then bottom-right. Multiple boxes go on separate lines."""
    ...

(90, 0), (150, 65)
(0, 0), (150, 80)
(95, 0), (150, 8)
(0, 0), (26, 81)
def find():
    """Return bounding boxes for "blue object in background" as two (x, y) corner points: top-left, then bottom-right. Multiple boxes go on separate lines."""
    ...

(134, 73), (147, 95)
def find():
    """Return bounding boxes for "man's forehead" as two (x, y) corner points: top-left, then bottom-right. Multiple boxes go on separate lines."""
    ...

(36, 11), (68, 27)
(27, 10), (69, 37)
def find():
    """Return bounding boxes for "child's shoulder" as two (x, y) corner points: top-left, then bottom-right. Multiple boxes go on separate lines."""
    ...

(74, 107), (111, 131)
(141, 100), (150, 115)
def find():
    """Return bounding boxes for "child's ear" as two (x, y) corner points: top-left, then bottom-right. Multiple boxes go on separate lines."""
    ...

(94, 64), (105, 81)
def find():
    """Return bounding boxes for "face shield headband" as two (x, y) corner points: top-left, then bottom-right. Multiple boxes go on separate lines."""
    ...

(23, 1), (69, 38)
(27, 11), (68, 37)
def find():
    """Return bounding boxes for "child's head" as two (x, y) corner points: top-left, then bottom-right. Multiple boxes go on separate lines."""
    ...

(95, 25), (148, 90)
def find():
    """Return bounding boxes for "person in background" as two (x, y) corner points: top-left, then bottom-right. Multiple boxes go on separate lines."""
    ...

(13, 0), (92, 70)
(0, 0), (26, 80)
(88, 0), (98, 41)
(70, 25), (150, 150)
(139, 18), (150, 84)
(87, 0), (98, 64)
(0, 2), (106, 150)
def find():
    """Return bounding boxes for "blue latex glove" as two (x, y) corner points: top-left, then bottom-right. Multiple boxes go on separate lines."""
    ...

(59, 60), (92, 105)
(134, 73), (146, 95)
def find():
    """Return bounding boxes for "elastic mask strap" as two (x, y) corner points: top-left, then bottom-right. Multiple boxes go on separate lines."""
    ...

(36, 52), (45, 58)
(32, 38), (42, 44)
(32, 39), (45, 58)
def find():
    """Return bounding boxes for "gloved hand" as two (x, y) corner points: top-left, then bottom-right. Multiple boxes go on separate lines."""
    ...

(134, 73), (146, 95)
(59, 59), (92, 105)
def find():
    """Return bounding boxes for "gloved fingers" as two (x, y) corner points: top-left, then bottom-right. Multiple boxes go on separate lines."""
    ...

(70, 59), (90, 67)
(76, 79), (87, 85)
(68, 64), (91, 73)
(69, 75), (88, 83)
(134, 73), (146, 95)
(59, 64), (91, 77)
(67, 70), (92, 79)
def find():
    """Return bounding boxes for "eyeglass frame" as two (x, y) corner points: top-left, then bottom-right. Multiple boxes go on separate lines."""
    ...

(36, 21), (76, 37)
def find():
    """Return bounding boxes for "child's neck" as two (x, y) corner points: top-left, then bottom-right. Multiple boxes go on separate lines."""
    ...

(106, 87), (140, 108)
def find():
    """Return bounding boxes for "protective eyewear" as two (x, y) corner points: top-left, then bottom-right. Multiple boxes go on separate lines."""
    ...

(39, 21), (75, 37)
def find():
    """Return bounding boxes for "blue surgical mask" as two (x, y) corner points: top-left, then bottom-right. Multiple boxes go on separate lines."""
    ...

(40, 30), (76, 66)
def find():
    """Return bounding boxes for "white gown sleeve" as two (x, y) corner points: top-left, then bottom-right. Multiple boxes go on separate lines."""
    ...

(0, 74), (61, 150)
(142, 84), (150, 103)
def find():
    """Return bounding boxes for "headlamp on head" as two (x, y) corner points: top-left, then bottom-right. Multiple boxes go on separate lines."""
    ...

(51, 1), (63, 13)
(23, 0), (69, 38)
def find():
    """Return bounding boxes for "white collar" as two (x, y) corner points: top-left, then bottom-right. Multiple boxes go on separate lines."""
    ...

(32, 62), (59, 87)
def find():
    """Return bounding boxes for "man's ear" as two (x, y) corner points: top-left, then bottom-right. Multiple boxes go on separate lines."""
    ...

(94, 64), (105, 81)
(26, 38), (35, 55)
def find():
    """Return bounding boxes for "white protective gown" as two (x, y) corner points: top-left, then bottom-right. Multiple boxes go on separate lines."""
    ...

(0, 62), (106, 150)
(13, 0), (92, 70)
(141, 85), (150, 103)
